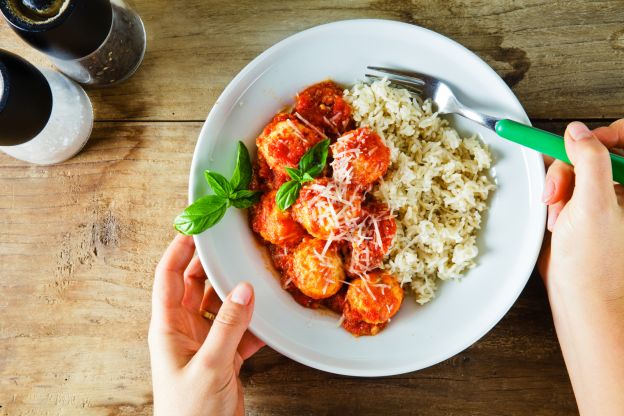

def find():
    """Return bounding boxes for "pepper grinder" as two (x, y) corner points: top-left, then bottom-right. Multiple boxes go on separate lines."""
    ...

(0, 0), (146, 86)
(0, 49), (93, 164)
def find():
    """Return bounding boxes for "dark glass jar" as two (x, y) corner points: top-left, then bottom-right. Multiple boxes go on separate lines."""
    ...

(0, 0), (146, 86)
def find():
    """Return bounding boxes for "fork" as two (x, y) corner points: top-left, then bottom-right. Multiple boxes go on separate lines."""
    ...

(366, 66), (624, 185)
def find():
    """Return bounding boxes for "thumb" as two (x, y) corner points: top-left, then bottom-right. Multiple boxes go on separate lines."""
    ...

(194, 282), (254, 369)
(564, 121), (617, 210)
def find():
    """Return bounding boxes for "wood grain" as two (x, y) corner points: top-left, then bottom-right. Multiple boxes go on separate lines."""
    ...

(0, 122), (198, 415)
(0, 0), (622, 121)
(1, 0), (622, 413)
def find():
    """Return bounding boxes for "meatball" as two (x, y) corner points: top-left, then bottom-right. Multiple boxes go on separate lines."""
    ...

(295, 81), (354, 137)
(330, 127), (390, 188)
(251, 190), (307, 247)
(288, 238), (345, 299)
(270, 245), (323, 309)
(341, 310), (387, 337)
(343, 272), (403, 336)
(256, 113), (324, 188)
(292, 178), (364, 240)
(346, 202), (396, 275)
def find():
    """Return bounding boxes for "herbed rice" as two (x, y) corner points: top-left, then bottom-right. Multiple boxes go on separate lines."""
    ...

(344, 79), (495, 304)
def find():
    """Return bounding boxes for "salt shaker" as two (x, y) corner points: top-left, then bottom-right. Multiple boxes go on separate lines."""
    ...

(0, 49), (93, 165)
(0, 0), (146, 86)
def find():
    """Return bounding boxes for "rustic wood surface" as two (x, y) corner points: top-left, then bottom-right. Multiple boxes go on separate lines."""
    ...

(1, 0), (622, 415)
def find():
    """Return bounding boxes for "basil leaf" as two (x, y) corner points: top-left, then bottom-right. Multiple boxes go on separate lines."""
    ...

(275, 180), (302, 211)
(231, 189), (261, 199)
(305, 164), (325, 178)
(204, 171), (233, 198)
(230, 141), (252, 191)
(285, 167), (302, 182)
(174, 195), (228, 235)
(299, 139), (330, 176)
(301, 172), (314, 183)
(230, 190), (261, 209)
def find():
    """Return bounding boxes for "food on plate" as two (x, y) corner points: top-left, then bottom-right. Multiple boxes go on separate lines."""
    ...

(345, 79), (495, 304)
(256, 113), (325, 188)
(343, 272), (404, 336)
(251, 190), (307, 247)
(291, 178), (364, 240)
(295, 80), (353, 137)
(330, 127), (390, 188)
(249, 78), (495, 335)
(288, 238), (345, 299)
(345, 202), (396, 276)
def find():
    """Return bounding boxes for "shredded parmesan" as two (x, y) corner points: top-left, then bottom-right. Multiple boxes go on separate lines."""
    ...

(294, 112), (327, 138)
(372, 217), (383, 249)
(286, 119), (305, 141)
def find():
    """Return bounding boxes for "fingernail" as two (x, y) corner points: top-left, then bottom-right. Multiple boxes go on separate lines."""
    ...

(230, 283), (252, 305)
(542, 178), (555, 204)
(568, 122), (591, 141)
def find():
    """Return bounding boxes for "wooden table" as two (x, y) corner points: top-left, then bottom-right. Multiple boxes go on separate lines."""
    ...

(1, 1), (622, 414)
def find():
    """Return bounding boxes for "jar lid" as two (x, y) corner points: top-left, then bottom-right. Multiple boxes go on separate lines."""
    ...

(0, 50), (52, 145)
(0, 0), (113, 60)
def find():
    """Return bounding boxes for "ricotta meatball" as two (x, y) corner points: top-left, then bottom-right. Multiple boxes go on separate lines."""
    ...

(331, 127), (390, 188)
(288, 238), (345, 299)
(256, 113), (324, 187)
(292, 178), (364, 240)
(295, 81), (354, 137)
(343, 272), (403, 336)
(346, 202), (396, 275)
(251, 190), (307, 247)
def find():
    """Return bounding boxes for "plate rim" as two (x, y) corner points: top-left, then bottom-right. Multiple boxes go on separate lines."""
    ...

(190, 18), (546, 377)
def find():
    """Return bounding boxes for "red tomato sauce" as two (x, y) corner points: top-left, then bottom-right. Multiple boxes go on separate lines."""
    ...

(249, 80), (402, 337)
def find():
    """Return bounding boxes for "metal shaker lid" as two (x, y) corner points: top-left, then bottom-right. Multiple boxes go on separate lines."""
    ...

(0, 0), (113, 60)
(0, 49), (53, 145)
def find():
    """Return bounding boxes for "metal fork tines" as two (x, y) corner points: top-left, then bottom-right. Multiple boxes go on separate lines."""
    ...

(364, 73), (424, 96)
(365, 66), (500, 130)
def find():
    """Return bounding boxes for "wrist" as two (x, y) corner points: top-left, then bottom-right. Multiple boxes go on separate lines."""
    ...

(548, 267), (624, 311)
(546, 272), (624, 416)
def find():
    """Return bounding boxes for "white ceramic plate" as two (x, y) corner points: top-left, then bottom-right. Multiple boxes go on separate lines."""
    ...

(190, 19), (546, 377)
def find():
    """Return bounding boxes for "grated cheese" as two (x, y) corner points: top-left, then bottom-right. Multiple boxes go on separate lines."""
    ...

(294, 112), (327, 139)
(286, 119), (305, 141)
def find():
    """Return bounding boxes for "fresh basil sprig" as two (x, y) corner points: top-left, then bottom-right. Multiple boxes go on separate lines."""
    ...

(276, 139), (330, 210)
(174, 141), (261, 235)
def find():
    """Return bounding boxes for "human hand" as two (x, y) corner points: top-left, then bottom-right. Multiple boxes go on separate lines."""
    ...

(148, 235), (265, 416)
(538, 120), (624, 415)
(539, 119), (624, 297)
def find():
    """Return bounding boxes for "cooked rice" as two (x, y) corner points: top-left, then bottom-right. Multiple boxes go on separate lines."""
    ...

(344, 79), (495, 304)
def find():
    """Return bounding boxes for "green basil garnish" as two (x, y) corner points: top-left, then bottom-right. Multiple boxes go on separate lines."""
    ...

(230, 189), (262, 209)
(174, 195), (229, 235)
(230, 141), (252, 191)
(284, 167), (303, 182)
(276, 139), (330, 210)
(204, 171), (233, 198)
(299, 138), (329, 177)
(174, 141), (259, 235)
(275, 180), (302, 211)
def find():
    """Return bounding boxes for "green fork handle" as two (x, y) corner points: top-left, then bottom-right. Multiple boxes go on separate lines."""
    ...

(495, 119), (624, 185)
